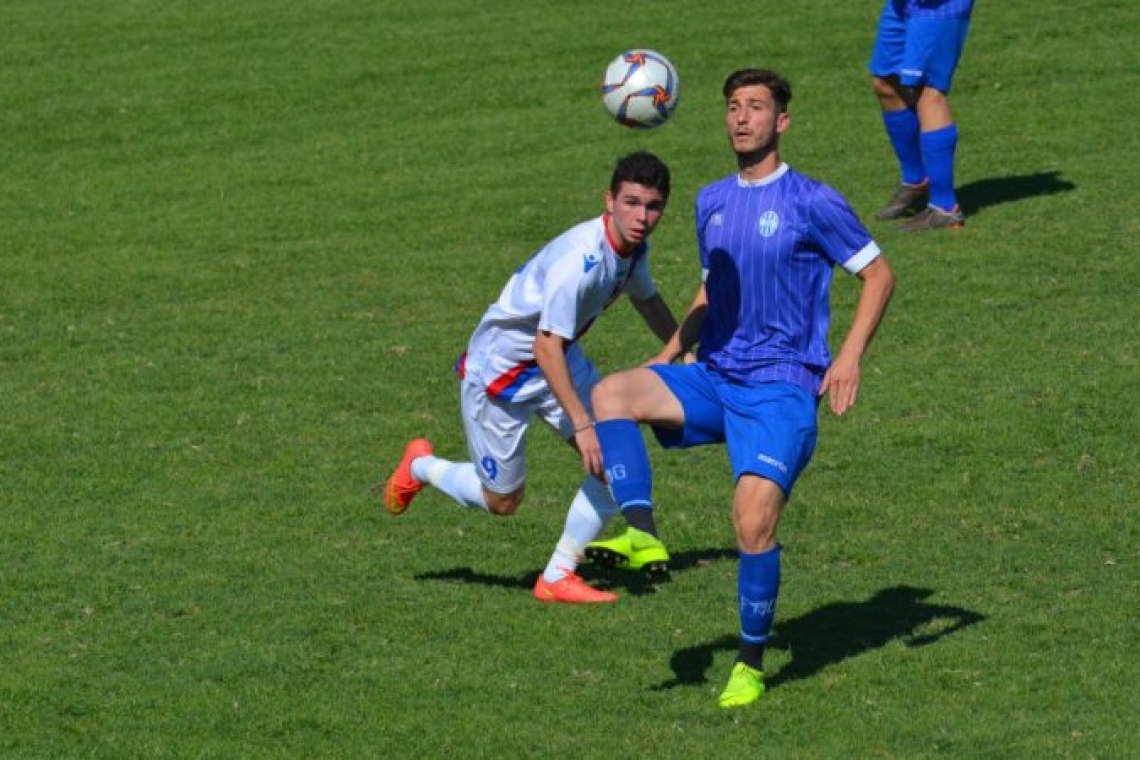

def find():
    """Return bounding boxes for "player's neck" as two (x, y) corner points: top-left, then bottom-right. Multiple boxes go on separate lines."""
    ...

(603, 214), (637, 258)
(736, 148), (781, 182)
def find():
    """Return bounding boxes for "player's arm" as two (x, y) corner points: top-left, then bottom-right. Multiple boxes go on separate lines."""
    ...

(647, 281), (707, 365)
(533, 329), (604, 478)
(820, 256), (896, 415)
(629, 291), (679, 344)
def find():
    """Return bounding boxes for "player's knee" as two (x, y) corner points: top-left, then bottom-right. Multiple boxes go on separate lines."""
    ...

(484, 488), (525, 516)
(735, 518), (779, 554)
(592, 373), (636, 418)
(733, 478), (785, 552)
(916, 85), (950, 113)
(872, 76), (908, 107)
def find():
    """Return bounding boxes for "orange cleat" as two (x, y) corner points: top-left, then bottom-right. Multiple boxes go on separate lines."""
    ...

(533, 572), (618, 604)
(383, 438), (433, 515)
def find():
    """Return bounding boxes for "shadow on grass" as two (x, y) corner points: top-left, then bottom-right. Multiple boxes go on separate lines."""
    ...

(958, 170), (1076, 216)
(415, 567), (536, 592)
(414, 565), (668, 597)
(667, 547), (739, 570)
(652, 585), (985, 692)
(415, 547), (739, 598)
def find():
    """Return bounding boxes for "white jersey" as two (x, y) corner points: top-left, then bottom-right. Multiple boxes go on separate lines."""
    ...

(460, 215), (657, 402)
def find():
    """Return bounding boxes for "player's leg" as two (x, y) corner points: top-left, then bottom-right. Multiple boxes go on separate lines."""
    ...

(534, 475), (620, 603)
(592, 365), (684, 516)
(897, 17), (971, 230)
(591, 362), (700, 504)
(874, 75), (925, 186)
(587, 364), (720, 571)
(455, 380), (532, 515)
(719, 475), (784, 708)
(873, 76), (928, 219)
(897, 85), (964, 230)
(410, 454), (521, 515)
(869, 1), (928, 219)
(383, 379), (528, 516)
(533, 357), (618, 602)
(717, 383), (818, 708)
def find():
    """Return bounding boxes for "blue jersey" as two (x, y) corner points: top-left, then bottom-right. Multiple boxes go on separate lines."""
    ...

(892, 0), (974, 20)
(694, 164), (881, 394)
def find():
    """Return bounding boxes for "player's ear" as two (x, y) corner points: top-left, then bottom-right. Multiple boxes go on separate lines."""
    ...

(604, 190), (615, 215)
(776, 111), (790, 134)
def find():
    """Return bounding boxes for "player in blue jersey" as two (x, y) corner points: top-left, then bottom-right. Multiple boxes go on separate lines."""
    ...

(379, 152), (683, 604)
(587, 69), (896, 707)
(870, 0), (975, 231)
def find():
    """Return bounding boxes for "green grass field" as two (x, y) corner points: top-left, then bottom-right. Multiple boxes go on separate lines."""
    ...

(3, 0), (1138, 757)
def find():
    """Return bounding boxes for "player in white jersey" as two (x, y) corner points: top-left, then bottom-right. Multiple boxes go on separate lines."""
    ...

(380, 152), (681, 603)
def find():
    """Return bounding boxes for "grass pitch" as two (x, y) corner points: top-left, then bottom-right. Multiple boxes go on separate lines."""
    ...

(2, 1), (1138, 757)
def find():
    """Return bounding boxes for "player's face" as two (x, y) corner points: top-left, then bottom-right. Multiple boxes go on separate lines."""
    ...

(725, 84), (788, 155)
(605, 182), (666, 252)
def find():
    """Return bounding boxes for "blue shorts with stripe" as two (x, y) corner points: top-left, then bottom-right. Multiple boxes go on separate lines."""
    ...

(869, 2), (972, 93)
(647, 363), (819, 496)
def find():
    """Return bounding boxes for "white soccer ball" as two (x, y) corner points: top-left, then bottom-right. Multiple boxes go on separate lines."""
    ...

(601, 50), (680, 129)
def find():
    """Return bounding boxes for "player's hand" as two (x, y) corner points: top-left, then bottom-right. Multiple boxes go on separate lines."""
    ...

(820, 355), (861, 415)
(641, 349), (695, 367)
(574, 426), (605, 479)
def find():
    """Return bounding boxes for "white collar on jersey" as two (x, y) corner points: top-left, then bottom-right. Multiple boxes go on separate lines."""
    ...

(737, 162), (789, 188)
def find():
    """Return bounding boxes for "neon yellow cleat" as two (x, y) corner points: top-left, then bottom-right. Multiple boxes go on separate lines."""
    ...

(585, 527), (670, 575)
(718, 662), (765, 708)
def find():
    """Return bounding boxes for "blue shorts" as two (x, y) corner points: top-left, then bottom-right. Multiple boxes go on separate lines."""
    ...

(647, 363), (819, 496)
(869, 3), (971, 93)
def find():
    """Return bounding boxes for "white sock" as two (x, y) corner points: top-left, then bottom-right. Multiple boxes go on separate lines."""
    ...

(411, 456), (489, 512)
(542, 476), (618, 583)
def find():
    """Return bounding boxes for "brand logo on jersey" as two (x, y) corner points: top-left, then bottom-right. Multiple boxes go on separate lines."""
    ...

(757, 210), (780, 237)
(583, 251), (602, 272)
(709, 213), (724, 227)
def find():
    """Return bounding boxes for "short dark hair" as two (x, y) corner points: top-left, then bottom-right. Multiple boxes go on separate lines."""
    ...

(722, 69), (792, 114)
(610, 151), (671, 201)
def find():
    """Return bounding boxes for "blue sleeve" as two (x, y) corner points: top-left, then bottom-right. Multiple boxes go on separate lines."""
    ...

(807, 184), (875, 269)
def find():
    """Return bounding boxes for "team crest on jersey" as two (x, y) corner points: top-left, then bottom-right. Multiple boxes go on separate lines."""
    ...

(583, 251), (602, 272)
(709, 213), (724, 227)
(757, 210), (780, 237)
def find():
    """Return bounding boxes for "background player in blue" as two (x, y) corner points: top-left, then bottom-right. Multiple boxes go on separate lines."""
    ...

(589, 70), (896, 707)
(869, 0), (975, 231)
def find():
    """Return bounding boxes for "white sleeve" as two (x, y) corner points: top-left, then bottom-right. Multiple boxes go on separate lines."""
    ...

(842, 241), (882, 275)
(536, 253), (585, 340)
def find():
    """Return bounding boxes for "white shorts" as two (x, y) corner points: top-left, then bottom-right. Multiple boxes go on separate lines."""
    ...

(459, 350), (602, 494)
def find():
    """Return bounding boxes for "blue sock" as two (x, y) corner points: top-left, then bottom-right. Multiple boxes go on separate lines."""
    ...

(594, 419), (652, 508)
(921, 124), (959, 211)
(738, 546), (781, 646)
(882, 108), (925, 186)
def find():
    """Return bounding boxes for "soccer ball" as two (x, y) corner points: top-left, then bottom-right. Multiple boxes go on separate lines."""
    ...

(601, 50), (680, 129)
